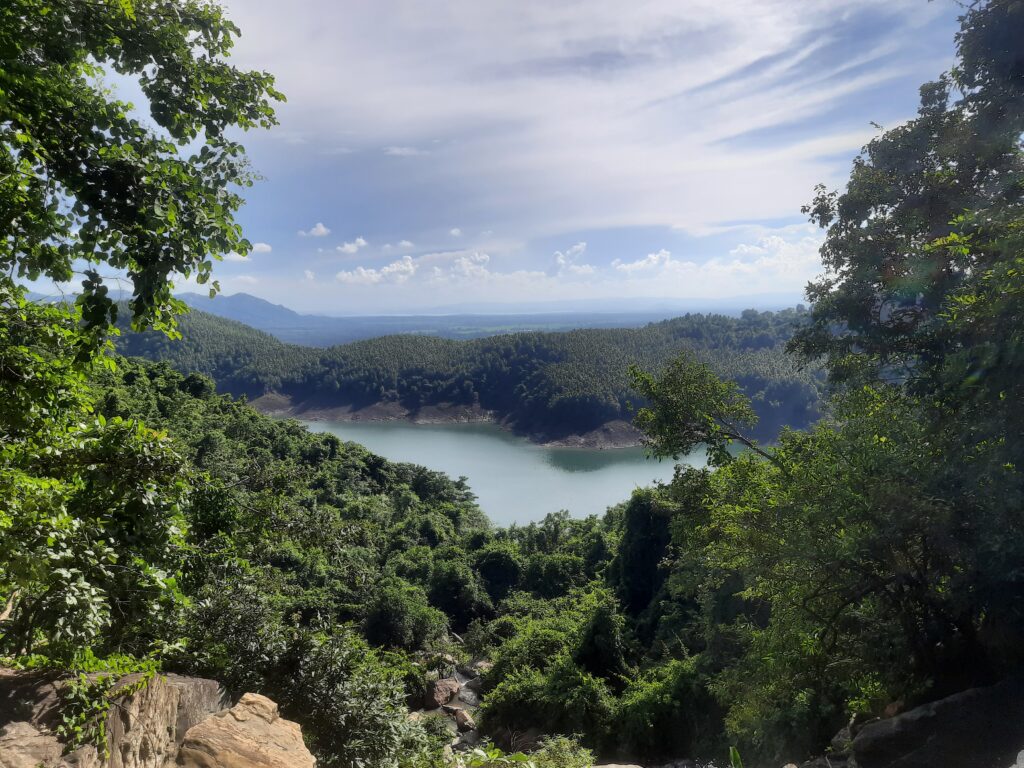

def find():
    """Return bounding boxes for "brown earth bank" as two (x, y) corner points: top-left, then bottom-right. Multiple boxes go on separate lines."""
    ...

(249, 393), (646, 449)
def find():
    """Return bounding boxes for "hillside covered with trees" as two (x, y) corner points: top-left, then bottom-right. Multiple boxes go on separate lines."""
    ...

(117, 307), (823, 442)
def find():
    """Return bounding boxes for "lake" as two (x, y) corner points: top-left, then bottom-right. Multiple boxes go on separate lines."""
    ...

(300, 419), (706, 526)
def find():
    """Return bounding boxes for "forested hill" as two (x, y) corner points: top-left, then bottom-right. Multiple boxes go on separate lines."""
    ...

(117, 306), (822, 442)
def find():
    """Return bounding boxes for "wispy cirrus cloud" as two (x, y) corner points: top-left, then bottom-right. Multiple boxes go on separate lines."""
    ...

(212, 0), (959, 311)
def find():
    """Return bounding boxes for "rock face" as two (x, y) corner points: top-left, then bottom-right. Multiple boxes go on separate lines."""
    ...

(423, 678), (460, 709)
(105, 674), (229, 768)
(852, 675), (1024, 768)
(0, 669), (310, 768)
(0, 721), (63, 768)
(177, 693), (315, 768)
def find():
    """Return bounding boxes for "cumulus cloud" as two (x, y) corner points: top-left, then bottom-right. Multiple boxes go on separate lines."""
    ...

(337, 236), (369, 254)
(298, 222), (331, 237)
(398, 240), (415, 249)
(449, 228), (462, 237)
(550, 242), (595, 277)
(613, 249), (673, 274)
(450, 252), (490, 279)
(304, 269), (315, 281)
(252, 242), (273, 253)
(336, 255), (417, 285)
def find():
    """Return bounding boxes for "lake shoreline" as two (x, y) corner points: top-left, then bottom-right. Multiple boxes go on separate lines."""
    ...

(250, 392), (644, 450)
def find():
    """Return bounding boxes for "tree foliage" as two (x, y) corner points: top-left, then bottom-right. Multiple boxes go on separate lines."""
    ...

(1, 0), (282, 334)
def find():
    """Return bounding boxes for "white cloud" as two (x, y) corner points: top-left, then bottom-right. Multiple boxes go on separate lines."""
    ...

(550, 241), (595, 277)
(220, 0), (954, 243)
(398, 240), (415, 249)
(224, 241), (272, 261)
(336, 255), (417, 285)
(384, 146), (428, 156)
(449, 228), (462, 237)
(450, 252), (490, 279)
(298, 222), (331, 237)
(613, 249), (673, 274)
(337, 236), (368, 254)
(234, 275), (259, 285)
(303, 269), (315, 281)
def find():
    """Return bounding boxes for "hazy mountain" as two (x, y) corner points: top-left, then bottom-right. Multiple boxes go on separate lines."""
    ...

(175, 291), (804, 347)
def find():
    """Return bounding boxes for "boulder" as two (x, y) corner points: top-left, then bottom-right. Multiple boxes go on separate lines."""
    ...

(0, 721), (63, 768)
(453, 729), (481, 751)
(177, 693), (315, 768)
(454, 709), (475, 733)
(423, 678), (460, 709)
(853, 675), (1024, 768)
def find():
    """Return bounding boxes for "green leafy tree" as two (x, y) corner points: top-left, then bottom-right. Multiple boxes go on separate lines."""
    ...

(1, 0), (279, 660)
(629, 356), (781, 469)
(1, 0), (282, 333)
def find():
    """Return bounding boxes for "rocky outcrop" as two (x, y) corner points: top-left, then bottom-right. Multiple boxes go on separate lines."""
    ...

(851, 675), (1024, 768)
(0, 669), (311, 768)
(0, 721), (63, 768)
(177, 693), (314, 768)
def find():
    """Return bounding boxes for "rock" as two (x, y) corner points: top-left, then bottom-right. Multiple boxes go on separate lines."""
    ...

(462, 676), (483, 695)
(0, 669), (229, 768)
(829, 724), (853, 756)
(424, 678), (460, 709)
(106, 673), (228, 768)
(177, 692), (315, 768)
(453, 730), (481, 751)
(470, 661), (493, 676)
(454, 709), (475, 733)
(0, 721), (63, 768)
(853, 675), (1024, 768)
(456, 686), (481, 708)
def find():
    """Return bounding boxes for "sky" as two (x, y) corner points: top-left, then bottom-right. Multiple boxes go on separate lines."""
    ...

(130, 1), (965, 313)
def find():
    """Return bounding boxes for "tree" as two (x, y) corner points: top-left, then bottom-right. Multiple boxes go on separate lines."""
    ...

(0, 0), (280, 658)
(790, 0), (1024, 397)
(629, 356), (781, 469)
(0, 285), (189, 657)
(1, 0), (282, 335)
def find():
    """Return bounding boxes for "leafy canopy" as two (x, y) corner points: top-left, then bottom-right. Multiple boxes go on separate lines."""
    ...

(0, 0), (283, 335)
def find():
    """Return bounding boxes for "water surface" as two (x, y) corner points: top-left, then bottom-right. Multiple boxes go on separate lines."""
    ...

(301, 419), (705, 526)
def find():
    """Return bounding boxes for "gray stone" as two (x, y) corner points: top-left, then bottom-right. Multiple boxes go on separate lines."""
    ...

(853, 675), (1024, 768)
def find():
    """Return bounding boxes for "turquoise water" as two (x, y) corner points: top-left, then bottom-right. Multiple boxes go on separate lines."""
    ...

(300, 419), (706, 526)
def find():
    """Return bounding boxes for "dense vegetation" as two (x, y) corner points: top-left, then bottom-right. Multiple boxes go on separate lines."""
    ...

(118, 307), (823, 441)
(3, 1), (1023, 768)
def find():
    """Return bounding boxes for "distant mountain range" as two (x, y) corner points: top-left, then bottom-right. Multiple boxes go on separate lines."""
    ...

(176, 291), (803, 346)
(25, 286), (806, 347)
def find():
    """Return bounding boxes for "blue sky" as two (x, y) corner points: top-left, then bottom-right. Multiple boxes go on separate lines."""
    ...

(160, 1), (961, 312)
